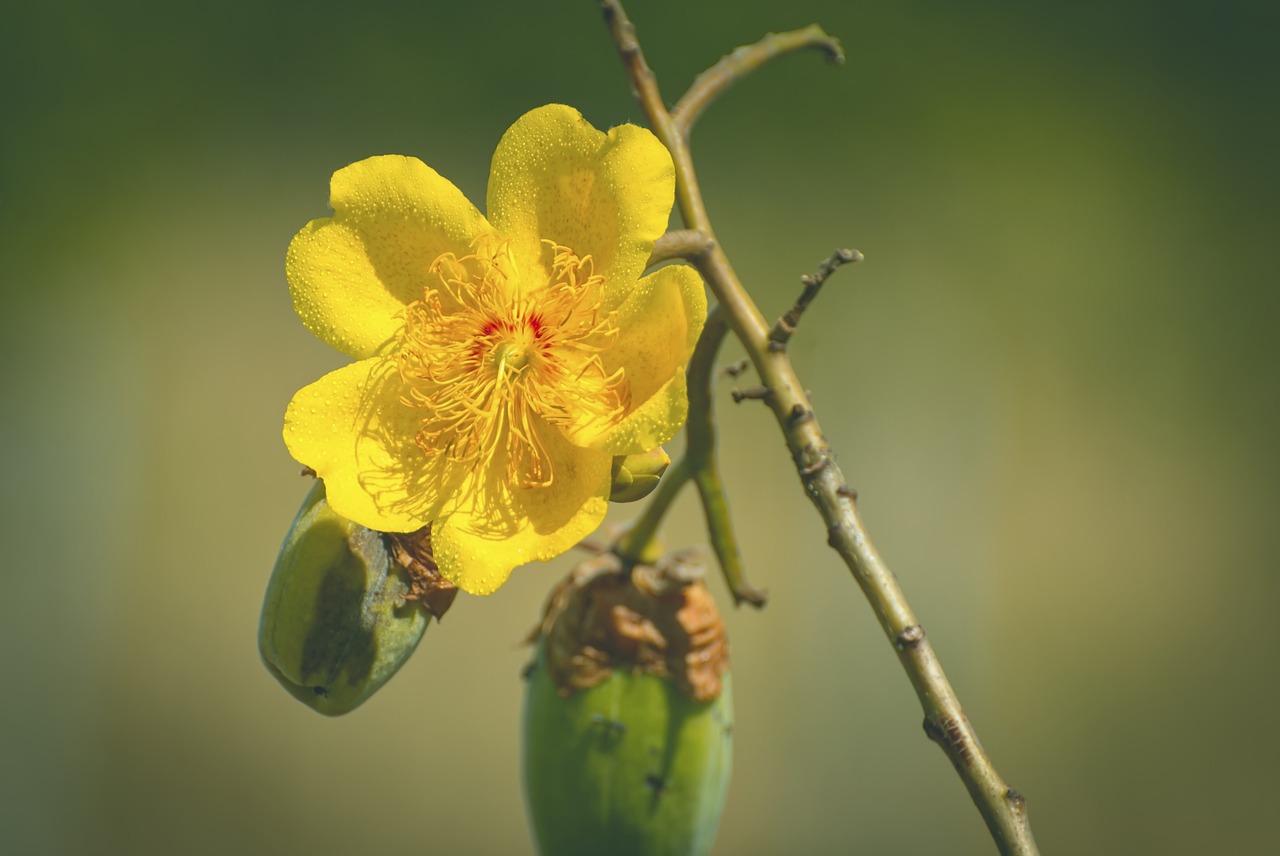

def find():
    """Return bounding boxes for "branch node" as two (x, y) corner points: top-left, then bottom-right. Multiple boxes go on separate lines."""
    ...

(648, 229), (715, 267)
(896, 624), (925, 651)
(924, 714), (976, 768)
(787, 404), (814, 426)
(801, 451), (831, 477)
(836, 484), (859, 502)
(722, 358), (751, 379)
(601, 1), (639, 59)
(731, 385), (772, 404)
(768, 247), (862, 348)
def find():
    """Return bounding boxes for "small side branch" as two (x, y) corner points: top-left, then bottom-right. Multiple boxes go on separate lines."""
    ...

(695, 465), (767, 608)
(730, 386), (771, 404)
(673, 25), (845, 138)
(621, 306), (768, 608)
(769, 248), (862, 351)
(648, 229), (714, 267)
(686, 308), (767, 608)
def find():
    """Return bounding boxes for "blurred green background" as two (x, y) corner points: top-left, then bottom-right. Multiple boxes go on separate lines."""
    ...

(3, 0), (1277, 853)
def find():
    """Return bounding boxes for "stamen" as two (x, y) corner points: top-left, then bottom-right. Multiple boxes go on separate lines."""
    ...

(396, 240), (629, 507)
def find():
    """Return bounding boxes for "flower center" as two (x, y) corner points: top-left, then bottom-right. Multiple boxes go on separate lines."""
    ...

(494, 339), (531, 372)
(397, 239), (628, 503)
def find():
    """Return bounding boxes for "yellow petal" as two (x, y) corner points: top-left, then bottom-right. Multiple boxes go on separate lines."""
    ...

(288, 155), (492, 359)
(283, 358), (468, 532)
(587, 264), (707, 455)
(486, 104), (673, 298)
(432, 428), (613, 595)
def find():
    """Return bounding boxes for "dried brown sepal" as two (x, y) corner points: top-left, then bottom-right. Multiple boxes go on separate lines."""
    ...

(534, 549), (729, 703)
(386, 526), (459, 620)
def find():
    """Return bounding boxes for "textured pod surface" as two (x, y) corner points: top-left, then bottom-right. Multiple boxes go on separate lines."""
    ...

(523, 553), (732, 856)
(524, 642), (733, 856)
(259, 480), (428, 716)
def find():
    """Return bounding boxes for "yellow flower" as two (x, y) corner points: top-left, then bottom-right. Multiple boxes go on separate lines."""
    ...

(283, 105), (706, 596)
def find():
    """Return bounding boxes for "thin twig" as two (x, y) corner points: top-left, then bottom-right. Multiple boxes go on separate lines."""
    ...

(617, 308), (767, 608)
(648, 228), (714, 267)
(769, 248), (863, 351)
(615, 455), (690, 564)
(673, 25), (845, 138)
(694, 465), (766, 608)
(600, 2), (1039, 853)
(685, 308), (767, 608)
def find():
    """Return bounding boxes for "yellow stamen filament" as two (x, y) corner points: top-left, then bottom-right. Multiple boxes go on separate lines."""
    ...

(397, 239), (628, 505)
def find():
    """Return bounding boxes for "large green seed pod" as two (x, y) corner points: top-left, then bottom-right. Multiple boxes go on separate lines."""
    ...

(523, 552), (733, 856)
(259, 480), (432, 716)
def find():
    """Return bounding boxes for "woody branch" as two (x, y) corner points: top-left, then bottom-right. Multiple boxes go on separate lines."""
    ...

(600, 2), (1041, 853)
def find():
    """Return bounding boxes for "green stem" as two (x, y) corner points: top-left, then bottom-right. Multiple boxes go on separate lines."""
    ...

(600, 2), (1040, 853)
(684, 307), (766, 607)
(615, 455), (691, 564)
(692, 463), (764, 608)
(683, 307), (728, 468)
(672, 24), (844, 138)
(615, 305), (765, 615)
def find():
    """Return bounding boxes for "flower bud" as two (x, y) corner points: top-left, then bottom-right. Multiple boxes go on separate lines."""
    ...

(259, 480), (451, 716)
(609, 447), (671, 503)
(523, 550), (732, 856)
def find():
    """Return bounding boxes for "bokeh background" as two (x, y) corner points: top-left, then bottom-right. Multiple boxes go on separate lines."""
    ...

(3, 0), (1277, 853)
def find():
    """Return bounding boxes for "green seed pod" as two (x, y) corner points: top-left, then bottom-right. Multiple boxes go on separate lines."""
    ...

(523, 551), (733, 856)
(259, 480), (431, 716)
(610, 447), (671, 503)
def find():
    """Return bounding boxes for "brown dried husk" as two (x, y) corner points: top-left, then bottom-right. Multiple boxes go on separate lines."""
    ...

(533, 549), (729, 702)
(387, 526), (459, 620)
